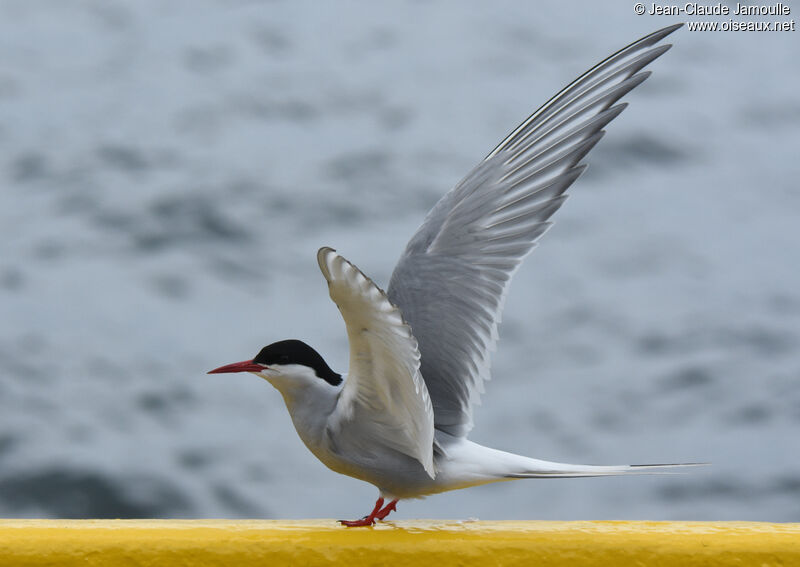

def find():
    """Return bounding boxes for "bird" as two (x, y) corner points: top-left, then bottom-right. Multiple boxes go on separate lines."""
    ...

(209, 23), (696, 527)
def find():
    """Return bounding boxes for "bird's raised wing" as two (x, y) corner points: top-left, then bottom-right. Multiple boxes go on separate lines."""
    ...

(317, 247), (436, 477)
(387, 24), (682, 438)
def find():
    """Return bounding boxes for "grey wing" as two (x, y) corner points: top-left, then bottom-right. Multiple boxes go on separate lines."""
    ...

(318, 247), (436, 477)
(387, 24), (682, 437)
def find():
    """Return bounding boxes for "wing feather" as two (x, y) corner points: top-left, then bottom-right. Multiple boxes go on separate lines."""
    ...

(387, 24), (682, 437)
(317, 247), (436, 477)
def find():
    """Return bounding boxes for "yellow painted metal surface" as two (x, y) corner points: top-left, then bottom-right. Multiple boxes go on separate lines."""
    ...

(0, 520), (798, 566)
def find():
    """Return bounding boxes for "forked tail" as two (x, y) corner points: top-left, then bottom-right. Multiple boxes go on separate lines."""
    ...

(444, 439), (706, 480)
(504, 462), (707, 479)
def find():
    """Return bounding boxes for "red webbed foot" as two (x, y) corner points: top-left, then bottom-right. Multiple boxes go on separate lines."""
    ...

(339, 516), (377, 527)
(339, 498), (399, 527)
(375, 499), (397, 520)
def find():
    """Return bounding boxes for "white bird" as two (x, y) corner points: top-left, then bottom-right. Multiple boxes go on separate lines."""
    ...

(210, 24), (697, 526)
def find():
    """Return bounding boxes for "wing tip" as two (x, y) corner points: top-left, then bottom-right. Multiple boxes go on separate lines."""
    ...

(639, 23), (684, 47)
(661, 22), (685, 36)
(317, 246), (338, 279)
(317, 246), (337, 261)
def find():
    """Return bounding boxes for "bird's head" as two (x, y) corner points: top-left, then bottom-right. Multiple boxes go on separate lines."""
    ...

(208, 339), (343, 396)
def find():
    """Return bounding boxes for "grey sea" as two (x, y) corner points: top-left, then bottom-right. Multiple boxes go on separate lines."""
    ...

(1, 1), (798, 521)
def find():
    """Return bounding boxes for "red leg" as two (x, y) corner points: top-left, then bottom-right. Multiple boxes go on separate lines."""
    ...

(375, 499), (398, 521)
(339, 498), (384, 527)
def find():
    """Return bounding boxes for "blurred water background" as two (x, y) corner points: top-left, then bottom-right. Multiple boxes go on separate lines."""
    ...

(1, 1), (799, 521)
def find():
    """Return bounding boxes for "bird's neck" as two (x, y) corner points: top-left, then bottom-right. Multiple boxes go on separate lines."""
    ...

(274, 378), (341, 452)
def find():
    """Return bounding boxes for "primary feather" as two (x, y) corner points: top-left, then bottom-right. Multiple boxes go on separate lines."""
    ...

(387, 24), (683, 438)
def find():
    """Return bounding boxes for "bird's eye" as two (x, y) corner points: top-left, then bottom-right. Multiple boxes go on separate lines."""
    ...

(277, 354), (290, 364)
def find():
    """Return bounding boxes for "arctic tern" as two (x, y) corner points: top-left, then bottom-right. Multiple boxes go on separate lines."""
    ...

(210, 24), (696, 526)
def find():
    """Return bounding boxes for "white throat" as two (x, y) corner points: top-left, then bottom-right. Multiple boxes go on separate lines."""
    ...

(258, 364), (342, 451)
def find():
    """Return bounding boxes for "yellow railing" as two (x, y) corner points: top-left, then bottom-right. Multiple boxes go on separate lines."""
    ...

(1, 520), (798, 566)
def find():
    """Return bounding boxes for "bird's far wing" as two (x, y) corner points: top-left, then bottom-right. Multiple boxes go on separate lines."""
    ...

(387, 24), (682, 438)
(317, 247), (436, 478)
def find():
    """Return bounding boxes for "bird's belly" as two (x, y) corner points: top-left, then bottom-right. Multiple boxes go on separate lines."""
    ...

(310, 434), (439, 499)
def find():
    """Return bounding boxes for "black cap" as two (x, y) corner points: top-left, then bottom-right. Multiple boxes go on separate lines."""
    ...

(253, 340), (343, 386)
